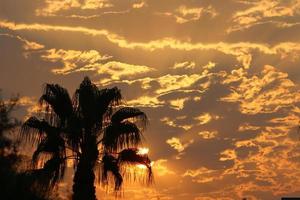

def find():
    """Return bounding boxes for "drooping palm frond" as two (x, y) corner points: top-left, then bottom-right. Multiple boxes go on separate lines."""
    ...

(39, 83), (73, 125)
(64, 115), (82, 155)
(21, 117), (57, 145)
(31, 134), (65, 166)
(117, 148), (153, 184)
(100, 154), (123, 190)
(111, 107), (148, 129)
(103, 122), (142, 152)
(97, 87), (122, 119)
(22, 155), (66, 193)
(42, 155), (66, 188)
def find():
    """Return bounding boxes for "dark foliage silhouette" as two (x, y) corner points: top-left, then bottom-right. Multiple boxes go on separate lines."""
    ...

(0, 91), (52, 200)
(21, 77), (153, 200)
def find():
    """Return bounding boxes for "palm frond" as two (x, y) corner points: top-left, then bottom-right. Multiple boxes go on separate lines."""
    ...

(31, 135), (65, 166)
(100, 154), (123, 190)
(42, 155), (66, 188)
(73, 77), (122, 130)
(39, 83), (73, 125)
(103, 122), (142, 152)
(23, 155), (66, 193)
(21, 117), (56, 145)
(117, 148), (153, 184)
(97, 87), (122, 118)
(111, 107), (148, 129)
(73, 77), (100, 127)
(64, 115), (82, 154)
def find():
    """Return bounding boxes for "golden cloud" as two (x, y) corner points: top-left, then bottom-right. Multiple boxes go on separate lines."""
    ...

(229, 0), (300, 32)
(183, 167), (223, 183)
(169, 97), (190, 110)
(221, 65), (300, 114)
(219, 149), (237, 161)
(198, 130), (218, 139)
(160, 5), (217, 24)
(126, 96), (164, 108)
(0, 33), (44, 51)
(132, 1), (147, 9)
(152, 159), (175, 177)
(41, 48), (112, 74)
(166, 137), (194, 153)
(238, 123), (260, 132)
(39, 48), (154, 82)
(173, 61), (196, 69)
(35, 0), (113, 16)
(194, 113), (220, 125)
(2, 20), (300, 68)
(161, 117), (192, 131)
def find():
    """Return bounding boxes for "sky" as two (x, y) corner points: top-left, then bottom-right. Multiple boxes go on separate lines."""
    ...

(1, 0), (300, 199)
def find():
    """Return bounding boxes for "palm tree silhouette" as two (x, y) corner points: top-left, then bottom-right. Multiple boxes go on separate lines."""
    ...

(21, 77), (152, 200)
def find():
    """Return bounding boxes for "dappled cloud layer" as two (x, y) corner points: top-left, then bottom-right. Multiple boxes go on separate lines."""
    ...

(1, 0), (300, 199)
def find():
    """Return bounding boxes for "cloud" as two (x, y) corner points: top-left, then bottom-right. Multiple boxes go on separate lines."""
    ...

(159, 5), (217, 24)
(0, 33), (44, 51)
(1, 1), (300, 199)
(81, 0), (113, 10)
(132, 1), (147, 9)
(228, 0), (300, 32)
(198, 131), (218, 139)
(194, 113), (220, 125)
(169, 97), (190, 110)
(39, 48), (154, 82)
(173, 61), (196, 69)
(238, 123), (260, 132)
(221, 65), (300, 114)
(161, 117), (192, 131)
(2, 20), (300, 68)
(166, 137), (194, 153)
(126, 96), (164, 108)
(152, 159), (175, 177)
(41, 48), (112, 74)
(219, 149), (237, 161)
(183, 167), (223, 183)
(35, 0), (113, 16)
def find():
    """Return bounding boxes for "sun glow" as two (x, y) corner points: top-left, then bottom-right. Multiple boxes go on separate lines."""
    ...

(137, 162), (154, 169)
(137, 147), (149, 155)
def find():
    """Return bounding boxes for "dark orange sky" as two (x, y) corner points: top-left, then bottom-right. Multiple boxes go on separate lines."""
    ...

(1, 0), (300, 199)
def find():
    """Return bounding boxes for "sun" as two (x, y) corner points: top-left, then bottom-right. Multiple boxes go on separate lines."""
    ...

(137, 147), (149, 155)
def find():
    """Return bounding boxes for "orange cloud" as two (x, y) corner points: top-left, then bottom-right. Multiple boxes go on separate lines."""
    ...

(198, 130), (218, 139)
(160, 5), (217, 24)
(166, 137), (194, 153)
(161, 117), (192, 131)
(152, 159), (175, 177)
(2, 20), (300, 68)
(35, 0), (113, 16)
(221, 65), (300, 114)
(229, 0), (300, 32)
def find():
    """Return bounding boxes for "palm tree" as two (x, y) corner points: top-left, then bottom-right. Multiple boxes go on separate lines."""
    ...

(21, 77), (153, 200)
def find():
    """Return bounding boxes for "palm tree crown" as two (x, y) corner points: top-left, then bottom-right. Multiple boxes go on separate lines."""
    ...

(21, 77), (153, 200)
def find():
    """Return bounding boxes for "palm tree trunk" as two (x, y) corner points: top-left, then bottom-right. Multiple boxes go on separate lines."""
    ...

(72, 134), (99, 200)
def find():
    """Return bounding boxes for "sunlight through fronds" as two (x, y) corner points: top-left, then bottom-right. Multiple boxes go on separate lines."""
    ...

(20, 77), (152, 199)
(111, 107), (148, 129)
(100, 154), (123, 190)
(137, 147), (149, 155)
(117, 148), (153, 185)
(21, 116), (56, 145)
(103, 121), (142, 151)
